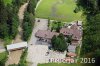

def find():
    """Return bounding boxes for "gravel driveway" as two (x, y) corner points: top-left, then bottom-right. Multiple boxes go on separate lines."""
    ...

(27, 45), (48, 63)
(27, 18), (66, 66)
(27, 18), (48, 66)
(28, 18), (48, 45)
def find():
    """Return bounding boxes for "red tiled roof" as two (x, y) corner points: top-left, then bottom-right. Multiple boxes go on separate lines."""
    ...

(72, 29), (82, 40)
(67, 52), (77, 57)
(70, 24), (78, 30)
(60, 28), (82, 40)
(60, 28), (73, 35)
(71, 40), (79, 45)
(36, 25), (82, 40)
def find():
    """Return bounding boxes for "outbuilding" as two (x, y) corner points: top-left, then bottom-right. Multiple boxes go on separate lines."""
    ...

(7, 42), (28, 53)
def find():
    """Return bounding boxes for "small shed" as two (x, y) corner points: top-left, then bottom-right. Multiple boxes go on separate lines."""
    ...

(7, 42), (28, 52)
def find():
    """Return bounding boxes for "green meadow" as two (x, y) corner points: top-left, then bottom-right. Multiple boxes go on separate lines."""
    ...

(35, 0), (82, 22)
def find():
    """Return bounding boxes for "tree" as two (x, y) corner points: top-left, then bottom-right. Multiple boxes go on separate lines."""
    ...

(11, 15), (19, 38)
(66, 35), (72, 44)
(81, 14), (100, 55)
(77, 0), (100, 66)
(0, 52), (8, 66)
(92, 49), (100, 66)
(51, 34), (67, 52)
(23, 12), (34, 41)
(6, 4), (19, 39)
(51, 35), (56, 48)
(0, 0), (23, 40)
(77, 0), (100, 54)
(51, 21), (62, 32)
(12, 0), (27, 8)
(56, 22), (62, 32)
(0, 23), (9, 38)
(18, 48), (28, 66)
(27, 0), (37, 15)
(0, 0), (9, 39)
(77, 0), (100, 15)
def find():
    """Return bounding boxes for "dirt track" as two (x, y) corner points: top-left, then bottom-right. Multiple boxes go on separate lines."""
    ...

(14, 3), (28, 43)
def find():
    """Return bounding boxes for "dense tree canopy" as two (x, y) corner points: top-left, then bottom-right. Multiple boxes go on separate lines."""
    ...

(82, 14), (100, 54)
(0, 0), (27, 39)
(51, 21), (62, 32)
(27, 0), (37, 15)
(0, 0), (8, 38)
(77, 0), (100, 65)
(0, 52), (8, 66)
(12, 0), (27, 8)
(22, 12), (34, 41)
(77, 0), (100, 15)
(0, 0), (33, 65)
(77, 0), (100, 54)
(22, 0), (39, 41)
(51, 34), (67, 52)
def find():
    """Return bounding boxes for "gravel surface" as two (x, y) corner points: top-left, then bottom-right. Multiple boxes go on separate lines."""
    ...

(28, 18), (48, 45)
(27, 18), (48, 66)
(27, 18), (66, 66)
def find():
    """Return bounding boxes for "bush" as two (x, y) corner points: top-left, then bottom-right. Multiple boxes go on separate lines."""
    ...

(0, 52), (8, 66)
(27, 0), (37, 15)
(51, 21), (63, 32)
(9, 64), (18, 66)
(18, 48), (28, 66)
(23, 12), (34, 41)
(74, 7), (80, 13)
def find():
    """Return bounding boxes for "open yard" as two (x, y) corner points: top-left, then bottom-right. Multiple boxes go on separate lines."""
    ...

(6, 50), (23, 65)
(35, 0), (82, 22)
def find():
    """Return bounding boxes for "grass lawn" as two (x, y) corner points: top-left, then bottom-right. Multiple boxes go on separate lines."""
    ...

(4, 0), (12, 5)
(38, 63), (82, 66)
(38, 63), (95, 66)
(35, 0), (82, 22)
